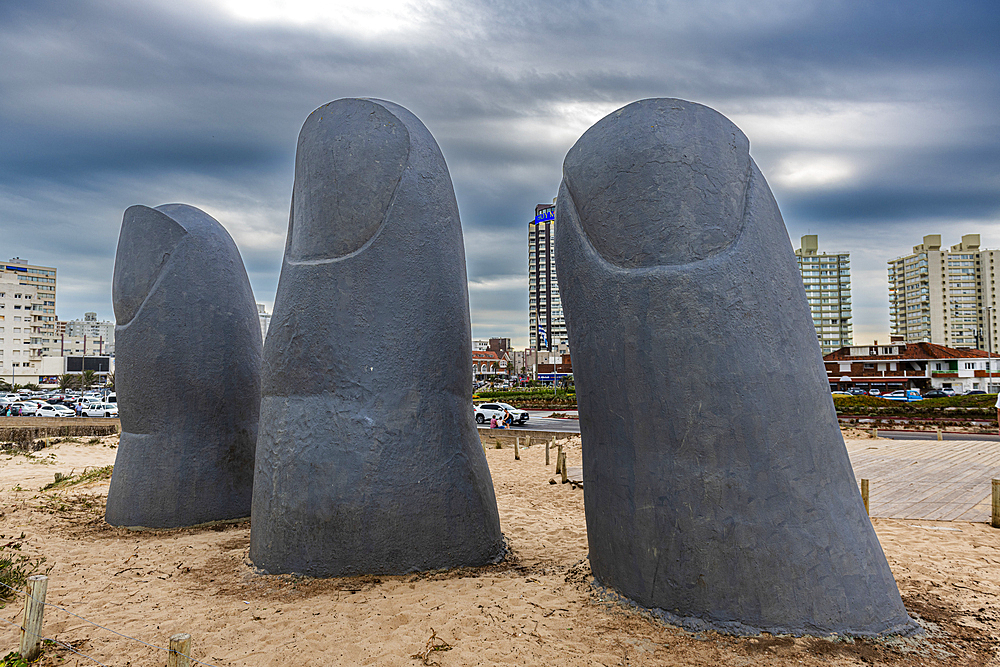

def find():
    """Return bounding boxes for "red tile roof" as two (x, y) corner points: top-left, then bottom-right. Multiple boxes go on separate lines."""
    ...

(472, 350), (500, 360)
(823, 342), (991, 361)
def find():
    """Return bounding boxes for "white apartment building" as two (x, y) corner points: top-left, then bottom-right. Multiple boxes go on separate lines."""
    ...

(1, 258), (57, 367)
(257, 303), (271, 341)
(795, 235), (853, 355)
(0, 273), (42, 383)
(61, 312), (114, 355)
(528, 201), (567, 352)
(888, 234), (999, 350)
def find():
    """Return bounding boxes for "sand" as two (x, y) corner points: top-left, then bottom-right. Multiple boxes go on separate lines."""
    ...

(0, 435), (997, 666)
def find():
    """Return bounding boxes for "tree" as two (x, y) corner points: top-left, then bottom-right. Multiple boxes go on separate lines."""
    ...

(79, 370), (97, 391)
(105, 372), (115, 391)
(22, 383), (39, 392)
(58, 374), (80, 392)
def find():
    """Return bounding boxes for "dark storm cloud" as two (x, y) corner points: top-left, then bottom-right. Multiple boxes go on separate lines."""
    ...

(0, 0), (997, 345)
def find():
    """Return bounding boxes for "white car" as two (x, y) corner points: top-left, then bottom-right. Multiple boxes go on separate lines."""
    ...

(35, 404), (76, 418)
(81, 403), (118, 418)
(9, 401), (39, 416)
(474, 402), (529, 425)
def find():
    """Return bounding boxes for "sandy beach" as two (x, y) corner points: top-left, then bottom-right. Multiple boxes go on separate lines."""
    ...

(0, 434), (997, 666)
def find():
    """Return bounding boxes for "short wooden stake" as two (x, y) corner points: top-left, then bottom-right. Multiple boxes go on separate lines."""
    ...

(525, 435), (531, 448)
(545, 440), (550, 466)
(514, 437), (520, 461)
(555, 443), (563, 474)
(861, 479), (870, 516)
(19, 575), (48, 662)
(936, 427), (943, 441)
(560, 453), (568, 484)
(992, 479), (1000, 529)
(168, 632), (192, 667)
(870, 428), (876, 439)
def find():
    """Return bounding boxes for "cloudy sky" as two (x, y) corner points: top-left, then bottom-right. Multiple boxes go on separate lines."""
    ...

(1, 0), (997, 348)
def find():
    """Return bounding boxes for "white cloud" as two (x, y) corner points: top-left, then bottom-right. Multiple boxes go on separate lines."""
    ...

(772, 153), (856, 189)
(212, 0), (445, 40)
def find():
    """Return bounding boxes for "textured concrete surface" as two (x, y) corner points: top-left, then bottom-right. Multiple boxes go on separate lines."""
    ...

(107, 204), (262, 528)
(555, 98), (917, 636)
(250, 98), (504, 576)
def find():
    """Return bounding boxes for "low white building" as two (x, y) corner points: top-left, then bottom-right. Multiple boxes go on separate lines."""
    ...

(823, 341), (998, 394)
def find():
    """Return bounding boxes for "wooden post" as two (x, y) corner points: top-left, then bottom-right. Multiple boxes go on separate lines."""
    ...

(560, 453), (568, 484)
(168, 633), (192, 667)
(861, 479), (870, 516)
(870, 428), (876, 439)
(936, 427), (943, 441)
(19, 575), (48, 662)
(545, 440), (550, 466)
(514, 437), (520, 461)
(992, 479), (1000, 529)
(555, 443), (563, 474)
(525, 435), (531, 448)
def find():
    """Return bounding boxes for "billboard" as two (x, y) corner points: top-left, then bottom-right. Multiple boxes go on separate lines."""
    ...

(66, 356), (110, 373)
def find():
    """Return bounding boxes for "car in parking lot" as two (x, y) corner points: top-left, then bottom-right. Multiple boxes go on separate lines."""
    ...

(868, 389), (881, 396)
(922, 389), (950, 398)
(81, 403), (118, 418)
(474, 402), (529, 425)
(35, 404), (76, 418)
(964, 390), (987, 396)
(882, 389), (923, 402)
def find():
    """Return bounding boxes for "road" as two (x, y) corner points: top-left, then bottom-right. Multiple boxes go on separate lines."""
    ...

(476, 410), (580, 434)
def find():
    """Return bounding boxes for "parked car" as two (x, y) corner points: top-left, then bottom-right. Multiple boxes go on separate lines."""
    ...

(81, 403), (118, 418)
(474, 402), (529, 425)
(964, 390), (986, 395)
(831, 391), (851, 395)
(868, 389), (881, 396)
(922, 389), (950, 398)
(882, 390), (923, 402)
(847, 388), (867, 396)
(35, 404), (76, 418)
(9, 401), (38, 416)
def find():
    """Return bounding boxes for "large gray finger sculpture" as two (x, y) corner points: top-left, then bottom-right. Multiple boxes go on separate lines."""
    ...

(106, 204), (262, 529)
(249, 98), (504, 576)
(555, 99), (917, 636)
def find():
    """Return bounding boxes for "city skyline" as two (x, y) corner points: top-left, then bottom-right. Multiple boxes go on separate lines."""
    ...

(1, 1), (997, 349)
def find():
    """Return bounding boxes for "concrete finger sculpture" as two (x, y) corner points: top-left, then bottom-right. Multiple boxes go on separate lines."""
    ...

(555, 98), (917, 636)
(107, 203), (262, 529)
(250, 98), (504, 576)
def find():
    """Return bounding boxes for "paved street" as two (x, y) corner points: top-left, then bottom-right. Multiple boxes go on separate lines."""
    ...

(476, 410), (580, 434)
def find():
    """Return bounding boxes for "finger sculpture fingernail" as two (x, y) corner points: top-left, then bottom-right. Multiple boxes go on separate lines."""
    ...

(556, 98), (918, 636)
(249, 98), (505, 576)
(107, 204), (262, 529)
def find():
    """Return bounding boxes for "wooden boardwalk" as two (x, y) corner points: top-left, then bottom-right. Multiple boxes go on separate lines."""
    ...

(563, 439), (999, 522)
(845, 438), (1000, 522)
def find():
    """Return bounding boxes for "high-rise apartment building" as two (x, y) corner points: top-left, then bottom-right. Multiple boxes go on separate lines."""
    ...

(794, 235), (853, 355)
(528, 202), (567, 352)
(888, 234), (999, 350)
(62, 312), (114, 356)
(0, 258), (57, 375)
(257, 303), (271, 342)
(0, 273), (41, 380)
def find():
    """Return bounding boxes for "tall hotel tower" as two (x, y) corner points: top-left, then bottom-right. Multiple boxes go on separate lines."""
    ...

(794, 236), (853, 355)
(889, 234), (999, 350)
(528, 202), (566, 352)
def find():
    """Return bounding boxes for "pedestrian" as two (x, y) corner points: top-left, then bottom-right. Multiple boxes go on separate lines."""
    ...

(490, 415), (498, 429)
